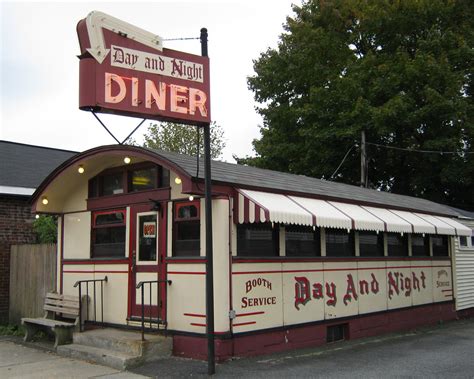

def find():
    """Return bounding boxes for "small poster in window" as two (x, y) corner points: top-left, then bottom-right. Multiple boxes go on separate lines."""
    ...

(143, 222), (156, 238)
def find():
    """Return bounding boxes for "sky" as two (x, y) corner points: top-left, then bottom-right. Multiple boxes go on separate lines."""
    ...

(0, 0), (297, 162)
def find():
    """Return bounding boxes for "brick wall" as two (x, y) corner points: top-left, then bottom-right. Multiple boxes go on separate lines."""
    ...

(0, 195), (37, 323)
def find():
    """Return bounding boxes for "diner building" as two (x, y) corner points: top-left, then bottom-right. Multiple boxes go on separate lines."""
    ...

(31, 144), (472, 360)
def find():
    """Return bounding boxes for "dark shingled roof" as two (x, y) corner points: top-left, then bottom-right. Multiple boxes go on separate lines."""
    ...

(147, 147), (458, 217)
(449, 206), (474, 220)
(0, 141), (77, 190)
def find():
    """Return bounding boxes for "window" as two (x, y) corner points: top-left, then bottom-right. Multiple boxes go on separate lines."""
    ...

(129, 167), (158, 192)
(432, 235), (449, 256)
(286, 225), (320, 257)
(387, 233), (408, 256)
(459, 236), (468, 248)
(359, 231), (384, 257)
(138, 214), (157, 261)
(412, 235), (430, 256)
(92, 210), (126, 258)
(88, 164), (170, 198)
(237, 223), (279, 257)
(101, 171), (124, 196)
(173, 201), (200, 257)
(326, 229), (354, 257)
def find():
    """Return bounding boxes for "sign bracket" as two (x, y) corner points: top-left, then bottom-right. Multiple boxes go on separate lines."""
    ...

(90, 108), (147, 145)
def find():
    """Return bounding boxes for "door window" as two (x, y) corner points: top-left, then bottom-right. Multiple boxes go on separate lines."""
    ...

(137, 213), (158, 262)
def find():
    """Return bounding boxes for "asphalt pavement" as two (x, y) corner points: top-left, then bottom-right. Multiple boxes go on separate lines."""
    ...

(2, 318), (474, 378)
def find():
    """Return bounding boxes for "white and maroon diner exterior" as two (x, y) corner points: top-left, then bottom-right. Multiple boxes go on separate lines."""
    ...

(30, 144), (473, 360)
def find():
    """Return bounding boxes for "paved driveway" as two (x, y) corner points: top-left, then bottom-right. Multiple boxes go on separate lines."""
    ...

(2, 319), (474, 378)
(132, 319), (474, 378)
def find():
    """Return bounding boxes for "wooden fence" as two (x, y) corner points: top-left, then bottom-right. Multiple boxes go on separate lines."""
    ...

(9, 244), (57, 324)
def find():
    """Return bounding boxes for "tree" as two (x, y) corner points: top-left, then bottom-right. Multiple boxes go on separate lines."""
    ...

(140, 121), (226, 159)
(33, 215), (57, 244)
(243, 0), (474, 210)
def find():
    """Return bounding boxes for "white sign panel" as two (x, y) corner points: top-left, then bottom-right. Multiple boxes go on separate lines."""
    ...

(111, 45), (204, 83)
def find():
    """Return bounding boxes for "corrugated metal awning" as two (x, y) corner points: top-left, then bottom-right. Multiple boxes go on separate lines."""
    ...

(288, 196), (352, 230)
(361, 206), (413, 233)
(389, 210), (436, 234)
(236, 189), (312, 226)
(415, 213), (471, 236)
(235, 189), (469, 236)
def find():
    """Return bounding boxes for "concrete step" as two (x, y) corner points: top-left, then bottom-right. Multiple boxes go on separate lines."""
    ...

(58, 328), (173, 370)
(57, 343), (141, 370)
(72, 328), (172, 359)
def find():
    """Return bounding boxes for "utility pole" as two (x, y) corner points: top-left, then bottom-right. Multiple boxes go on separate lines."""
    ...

(361, 130), (367, 188)
(200, 27), (215, 376)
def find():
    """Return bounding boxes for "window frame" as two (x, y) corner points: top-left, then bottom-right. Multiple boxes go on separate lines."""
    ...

(432, 235), (450, 257)
(172, 200), (201, 257)
(91, 209), (127, 259)
(237, 222), (279, 258)
(411, 234), (431, 257)
(358, 231), (384, 257)
(88, 163), (170, 199)
(285, 225), (321, 257)
(325, 229), (355, 258)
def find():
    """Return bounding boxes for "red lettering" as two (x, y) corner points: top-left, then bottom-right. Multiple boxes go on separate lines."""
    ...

(388, 272), (399, 299)
(294, 276), (310, 310)
(326, 282), (337, 307)
(343, 274), (358, 305)
(312, 283), (323, 299)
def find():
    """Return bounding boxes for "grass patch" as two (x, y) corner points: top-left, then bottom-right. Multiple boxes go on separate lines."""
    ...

(0, 324), (25, 336)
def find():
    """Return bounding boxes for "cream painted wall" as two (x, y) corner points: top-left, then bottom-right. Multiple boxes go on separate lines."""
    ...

(231, 259), (453, 334)
(62, 265), (128, 325)
(166, 263), (206, 332)
(63, 212), (91, 259)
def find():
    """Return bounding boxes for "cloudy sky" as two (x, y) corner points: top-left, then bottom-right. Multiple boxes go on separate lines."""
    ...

(0, 0), (297, 161)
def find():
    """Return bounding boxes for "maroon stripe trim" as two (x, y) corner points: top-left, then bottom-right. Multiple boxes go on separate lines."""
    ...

(190, 323), (206, 327)
(233, 321), (256, 327)
(236, 311), (265, 317)
(244, 196), (250, 223)
(184, 313), (206, 318)
(286, 195), (316, 226)
(387, 209), (415, 233)
(326, 201), (354, 229)
(361, 206), (387, 232)
(411, 212), (438, 234)
(232, 264), (447, 275)
(255, 204), (261, 223)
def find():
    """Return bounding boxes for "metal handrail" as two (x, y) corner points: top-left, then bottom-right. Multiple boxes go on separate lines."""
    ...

(136, 279), (172, 340)
(74, 276), (108, 332)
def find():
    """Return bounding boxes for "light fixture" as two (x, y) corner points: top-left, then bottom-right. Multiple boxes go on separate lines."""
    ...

(78, 165), (85, 174)
(174, 177), (182, 185)
(42, 197), (49, 205)
(188, 195), (194, 201)
(35, 214), (40, 219)
(124, 156), (131, 164)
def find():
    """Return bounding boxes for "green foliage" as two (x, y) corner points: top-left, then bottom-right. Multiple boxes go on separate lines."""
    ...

(141, 121), (226, 159)
(33, 215), (57, 244)
(245, 0), (474, 210)
(0, 324), (24, 336)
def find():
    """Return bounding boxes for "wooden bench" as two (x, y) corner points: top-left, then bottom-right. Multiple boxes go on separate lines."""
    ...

(22, 292), (80, 348)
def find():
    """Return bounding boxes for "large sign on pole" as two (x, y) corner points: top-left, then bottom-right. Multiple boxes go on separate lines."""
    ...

(77, 11), (211, 124)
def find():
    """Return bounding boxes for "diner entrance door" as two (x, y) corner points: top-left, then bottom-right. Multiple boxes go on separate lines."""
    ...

(128, 203), (167, 324)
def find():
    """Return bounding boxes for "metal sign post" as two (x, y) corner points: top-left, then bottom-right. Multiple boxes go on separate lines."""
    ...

(200, 27), (215, 376)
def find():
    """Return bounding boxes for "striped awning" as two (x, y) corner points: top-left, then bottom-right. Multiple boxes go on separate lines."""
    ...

(235, 189), (471, 236)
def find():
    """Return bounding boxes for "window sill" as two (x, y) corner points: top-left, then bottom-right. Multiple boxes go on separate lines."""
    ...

(63, 258), (128, 265)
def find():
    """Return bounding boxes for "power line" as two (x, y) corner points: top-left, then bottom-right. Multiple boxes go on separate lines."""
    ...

(367, 142), (474, 155)
(329, 144), (358, 180)
(163, 37), (200, 41)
